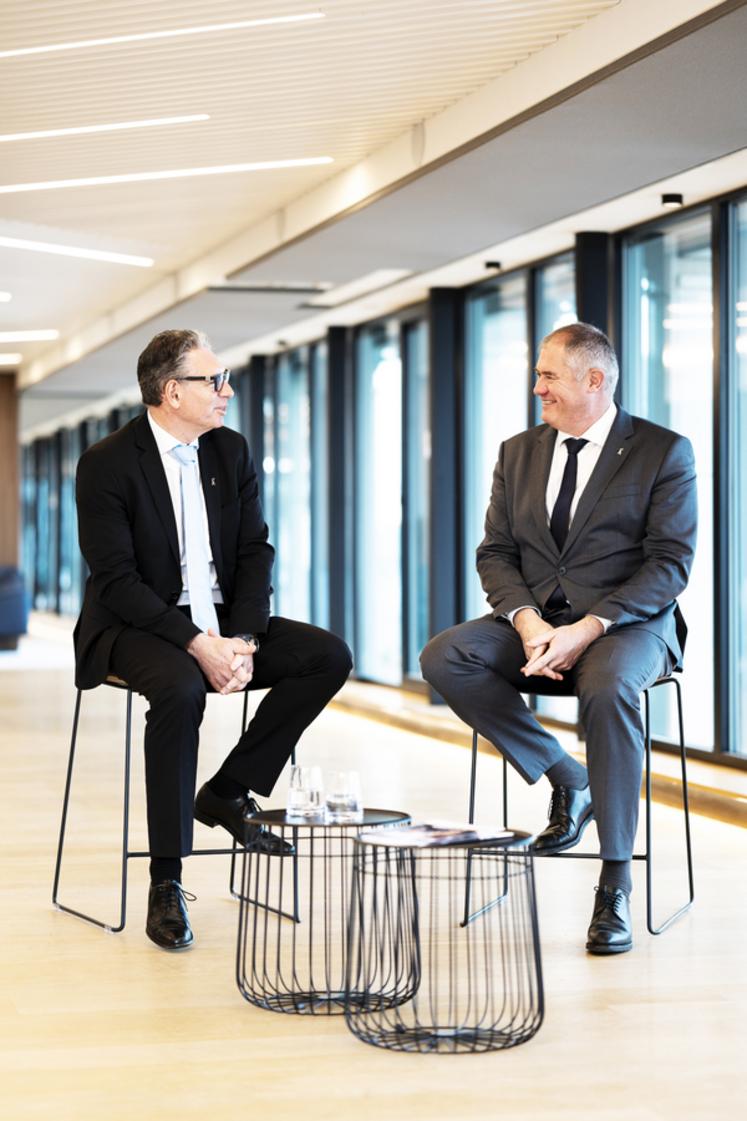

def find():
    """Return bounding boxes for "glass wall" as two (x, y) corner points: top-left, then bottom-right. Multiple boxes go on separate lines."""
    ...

(623, 210), (714, 749)
(463, 273), (529, 620)
(728, 199), (747, 756)
(310, 342), (330, 630)
(403, 320), (430, 679)
(354, 321), (403, 684)
(273, 349), (312, 622)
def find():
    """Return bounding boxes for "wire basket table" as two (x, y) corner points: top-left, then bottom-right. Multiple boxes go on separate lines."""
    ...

(236, 808), (409, 1014)
(344, 830), (544, 1053)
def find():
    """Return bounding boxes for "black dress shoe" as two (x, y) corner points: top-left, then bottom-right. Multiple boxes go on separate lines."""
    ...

(529, 783), (593, 854)
(194, 783), (294, 855)
(146, 880), (195, 950)
(586, 884), (633, 955)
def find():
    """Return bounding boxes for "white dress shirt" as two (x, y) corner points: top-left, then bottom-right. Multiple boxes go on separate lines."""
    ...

(147, 411), (223, 606)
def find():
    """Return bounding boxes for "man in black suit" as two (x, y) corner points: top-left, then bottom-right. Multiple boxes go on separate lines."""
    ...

(74, 329), (352, 950)
(421, 322), (696, 954)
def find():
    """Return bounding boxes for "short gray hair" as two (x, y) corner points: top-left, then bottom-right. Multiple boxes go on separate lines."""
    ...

(137, 328), (211, 406)
(541, 321), (619, 394)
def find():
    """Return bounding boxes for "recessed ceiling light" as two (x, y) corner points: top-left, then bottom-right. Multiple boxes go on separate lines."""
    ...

(0, 13), (325, 59)
(0, 115), (210, 144)
(0, 235), (153, 267)
(0, 353), (22, 365)
(0, 156), (333, 195)
(0, 291), (11, 302)
(661, 192), (684, 208)
(0, 330), (59, 342)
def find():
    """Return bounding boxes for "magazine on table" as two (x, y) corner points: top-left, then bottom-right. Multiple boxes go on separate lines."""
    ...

(358, 821), (514, 848)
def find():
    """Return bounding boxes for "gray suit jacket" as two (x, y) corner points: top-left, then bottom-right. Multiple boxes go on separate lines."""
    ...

(475, 408), (697, 667)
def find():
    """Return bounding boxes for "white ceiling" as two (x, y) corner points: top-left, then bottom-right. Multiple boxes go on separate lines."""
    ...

(8, 0), (747, 435)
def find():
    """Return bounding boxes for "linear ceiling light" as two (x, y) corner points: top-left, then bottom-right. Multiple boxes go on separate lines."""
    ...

(0, 235), (153, 267)
(0, 157), (333, 194)
(305, 269), (413, 307)
(0, 13), (325, 59)
(0, 114), (209, 144)
(0, 353), (22, 365)
(0, 290), (11, 301)
(0, 330), (59, 342)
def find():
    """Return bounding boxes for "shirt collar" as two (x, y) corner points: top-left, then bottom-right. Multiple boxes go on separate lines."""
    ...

(147, 409), (199, 455)
(554, 402), (617, 449)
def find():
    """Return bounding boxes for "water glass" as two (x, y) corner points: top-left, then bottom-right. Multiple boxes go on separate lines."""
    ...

(325, 769), (363, 822)
(286, 765), (324, 818)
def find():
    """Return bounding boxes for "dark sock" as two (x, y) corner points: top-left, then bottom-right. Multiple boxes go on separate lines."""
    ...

(545, 754), (588, 790)
(599, 860), (632, 895)
(150, 857), (182, 884)
(208, 771), (247, 800)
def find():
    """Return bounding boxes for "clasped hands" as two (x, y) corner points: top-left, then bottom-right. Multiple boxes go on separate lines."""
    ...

(513, 608), (603, 681)
(187, 629), (257, 694)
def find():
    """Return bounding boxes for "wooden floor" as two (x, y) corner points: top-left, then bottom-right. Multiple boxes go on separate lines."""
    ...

(1, 624), (745, 1121)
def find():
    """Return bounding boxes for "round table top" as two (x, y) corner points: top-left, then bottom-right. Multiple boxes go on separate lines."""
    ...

(247, 808), (410, 829)
(352, 826), (534, 850)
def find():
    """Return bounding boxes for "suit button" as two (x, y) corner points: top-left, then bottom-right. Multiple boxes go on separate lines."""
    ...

(558, 566), (567, 575)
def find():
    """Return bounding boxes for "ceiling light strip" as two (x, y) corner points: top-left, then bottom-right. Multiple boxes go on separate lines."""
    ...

(0, 157), (333, 194)
(0, 115), (209, 143)
(0, 236), (153, 267)
(0, 330), (59, 342)
(0, 353), (22, 365)
(0, 13), (325, 59)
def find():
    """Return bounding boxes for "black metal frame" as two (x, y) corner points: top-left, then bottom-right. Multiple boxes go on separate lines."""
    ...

(52, 678), (297, 933)
(465, 675), (694, 935)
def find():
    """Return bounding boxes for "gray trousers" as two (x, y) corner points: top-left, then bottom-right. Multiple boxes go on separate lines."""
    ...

(420, 615), (672, 861)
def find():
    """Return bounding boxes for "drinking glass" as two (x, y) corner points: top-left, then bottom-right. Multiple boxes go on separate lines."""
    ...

(325, 770), (363, 822)
(286, 765), (324, 818)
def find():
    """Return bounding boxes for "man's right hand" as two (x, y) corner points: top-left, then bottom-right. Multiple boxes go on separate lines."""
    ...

(186, 630), (256, 694)
(513, 608), (558, 679)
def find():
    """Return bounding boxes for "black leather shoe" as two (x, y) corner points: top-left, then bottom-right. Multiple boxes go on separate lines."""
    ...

(146, 880), (194, 950)
(194, 783), (294, 855)
(529, 784), (593, 854)
(586, 885), (633, 955)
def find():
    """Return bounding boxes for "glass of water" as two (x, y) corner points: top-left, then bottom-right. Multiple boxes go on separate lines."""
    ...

(325, 770), (363, 823)
(286, 765), (324, 818)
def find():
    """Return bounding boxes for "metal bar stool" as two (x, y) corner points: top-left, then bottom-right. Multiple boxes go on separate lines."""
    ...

(52, 675), (296, 932)
(465, 675), (694, 934)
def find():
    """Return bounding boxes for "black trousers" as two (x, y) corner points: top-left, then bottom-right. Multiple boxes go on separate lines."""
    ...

(420, 615), (672, 862)
(109, 616), (352, 858)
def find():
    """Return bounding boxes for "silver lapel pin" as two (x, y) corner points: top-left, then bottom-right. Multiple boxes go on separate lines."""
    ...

(616, 447), (624, 456)
(210, 477), (216, 486)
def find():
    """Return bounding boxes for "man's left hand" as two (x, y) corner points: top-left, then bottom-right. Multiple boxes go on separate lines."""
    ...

(521, 616), (604, 680)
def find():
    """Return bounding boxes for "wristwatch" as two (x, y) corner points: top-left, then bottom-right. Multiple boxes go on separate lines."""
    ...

(234, 633), (260, 653)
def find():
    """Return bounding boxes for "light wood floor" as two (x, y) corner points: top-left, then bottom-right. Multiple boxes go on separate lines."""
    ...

(1, 628), (745, 1121)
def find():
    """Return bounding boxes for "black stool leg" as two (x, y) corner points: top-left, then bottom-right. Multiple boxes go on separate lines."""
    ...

(228, 690), (300, 923)
(462, 730), (509, 926)
(644, 677), (695, 934)
(52, 687), (132, 932)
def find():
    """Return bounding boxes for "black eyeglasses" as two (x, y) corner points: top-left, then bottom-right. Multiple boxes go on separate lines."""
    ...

(174, 369), (231, 393)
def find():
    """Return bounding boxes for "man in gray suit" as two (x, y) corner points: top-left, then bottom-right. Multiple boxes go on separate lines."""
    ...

(420, 322), (696, 954)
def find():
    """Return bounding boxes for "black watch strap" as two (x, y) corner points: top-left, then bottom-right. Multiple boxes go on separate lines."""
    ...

(234, 633), (260, 653)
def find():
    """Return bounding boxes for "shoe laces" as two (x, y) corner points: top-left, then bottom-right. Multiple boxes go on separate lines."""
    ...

(153, 880), (196, 908)
(596, 885), (626, 914)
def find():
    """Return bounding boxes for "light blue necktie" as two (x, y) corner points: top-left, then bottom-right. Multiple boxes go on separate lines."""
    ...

(170, 444), (220, 634)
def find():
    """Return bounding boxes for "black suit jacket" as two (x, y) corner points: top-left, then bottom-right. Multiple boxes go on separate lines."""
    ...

(73, 413), (274, 689)
(475, 408), (697, 667)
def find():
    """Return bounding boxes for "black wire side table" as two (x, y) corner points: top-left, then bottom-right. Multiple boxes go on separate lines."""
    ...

(236, 808), (409, 1014)
(344, 831), (544, 1053)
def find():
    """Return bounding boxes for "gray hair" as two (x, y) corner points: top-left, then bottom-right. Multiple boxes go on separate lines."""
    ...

(137, 328), (211, 406)
(540, 321), (619, 395)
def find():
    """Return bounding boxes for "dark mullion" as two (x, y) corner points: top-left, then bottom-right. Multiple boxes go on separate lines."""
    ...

(712, 199), (731, 756)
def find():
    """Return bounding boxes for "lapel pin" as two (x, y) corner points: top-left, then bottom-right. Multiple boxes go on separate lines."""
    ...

(616, 447), (624, 456)
(210, 477), (216, 486)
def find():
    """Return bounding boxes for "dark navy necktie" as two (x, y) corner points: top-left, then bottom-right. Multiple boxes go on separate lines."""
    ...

(550, 438), (588, 550)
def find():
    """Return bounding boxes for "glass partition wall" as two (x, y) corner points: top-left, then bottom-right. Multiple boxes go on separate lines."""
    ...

(622, 211), (714, 749)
